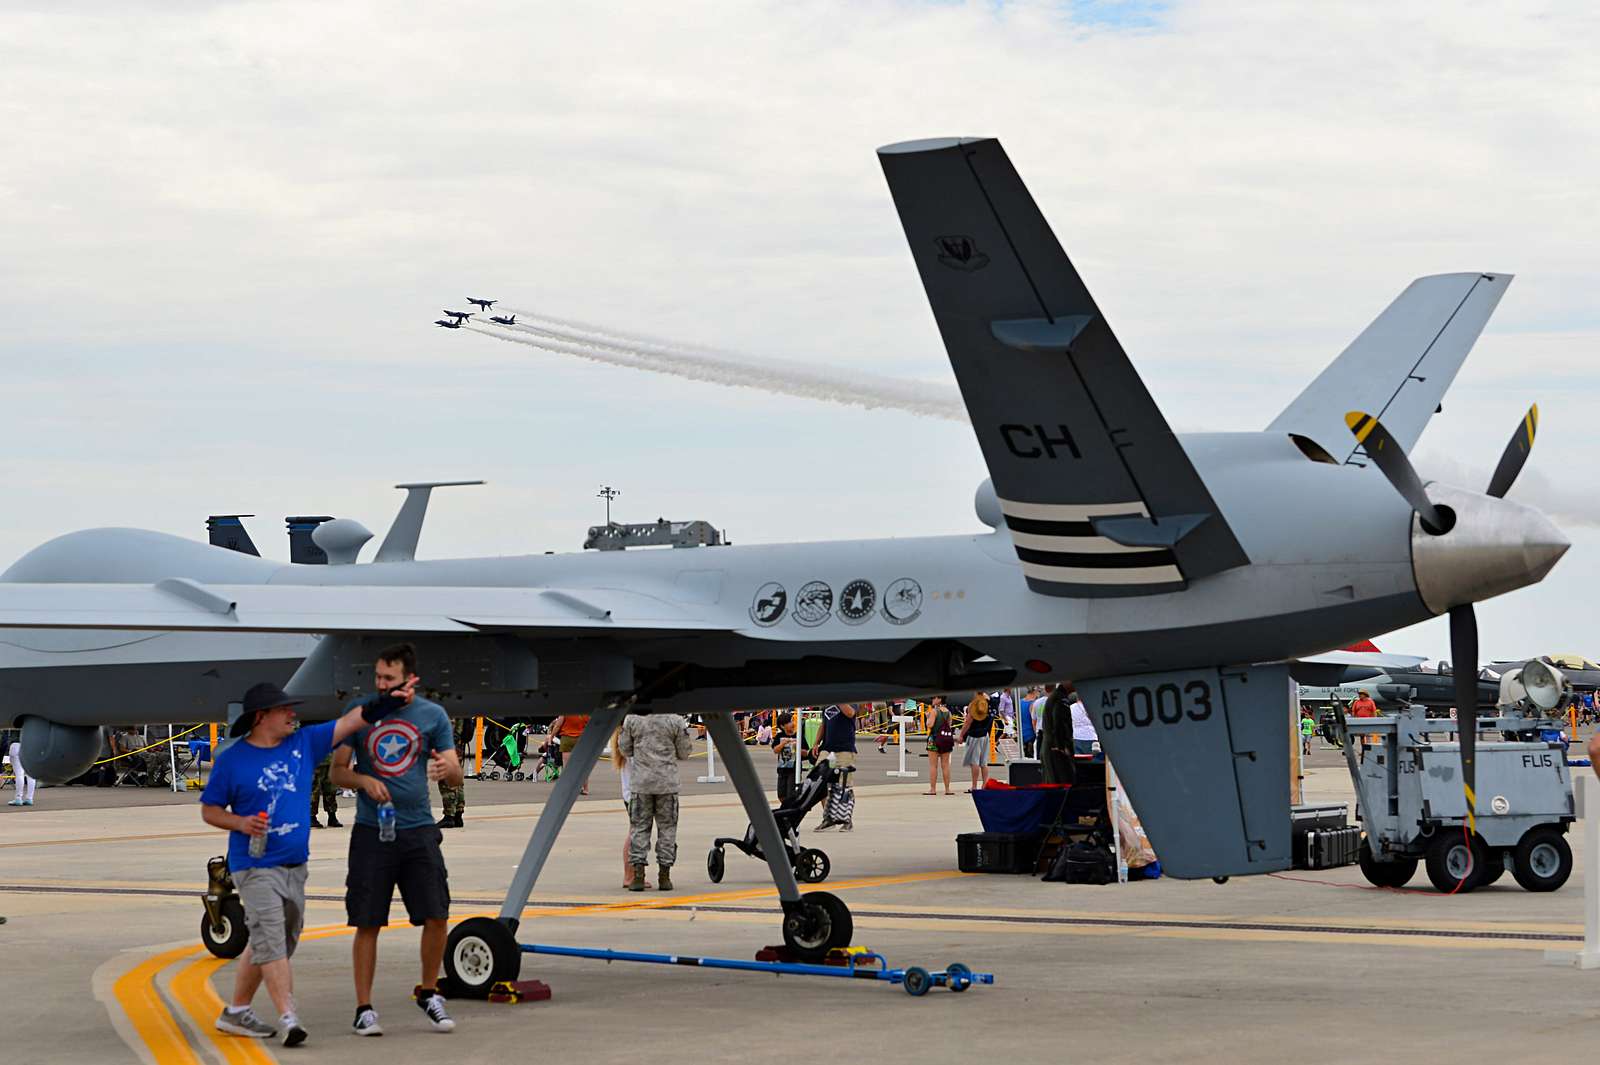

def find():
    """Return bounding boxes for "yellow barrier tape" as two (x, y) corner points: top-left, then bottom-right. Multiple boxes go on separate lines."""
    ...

(91, 723), (205, 766)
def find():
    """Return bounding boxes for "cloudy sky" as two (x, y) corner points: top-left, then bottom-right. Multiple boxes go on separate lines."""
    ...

(2, 1), (1595, 661)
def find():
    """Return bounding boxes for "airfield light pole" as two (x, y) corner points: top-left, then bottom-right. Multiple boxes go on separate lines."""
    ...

(598, 485), (621, 526)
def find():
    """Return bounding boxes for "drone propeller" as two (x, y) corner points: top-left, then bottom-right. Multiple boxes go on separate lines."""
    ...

(1346, 405), (1543, 885)
(1485, 403), (1538, 500)
(1343, 412), (1452, 533)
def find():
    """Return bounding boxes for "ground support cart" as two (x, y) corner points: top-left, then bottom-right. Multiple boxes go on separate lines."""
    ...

(1335, 703), (1575, 893)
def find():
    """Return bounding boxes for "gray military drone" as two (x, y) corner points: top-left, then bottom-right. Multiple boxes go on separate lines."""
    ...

(0, 137), (1567, 971)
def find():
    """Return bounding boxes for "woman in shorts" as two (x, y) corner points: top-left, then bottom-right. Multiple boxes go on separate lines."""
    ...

(957, 691), (994, 791)
(924, 697), (954, 795)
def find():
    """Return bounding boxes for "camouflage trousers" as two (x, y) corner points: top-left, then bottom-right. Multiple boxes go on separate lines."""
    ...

(440, 782), (466, 817)
(627, 793), (680, 867)
(310, 760), (337, 817)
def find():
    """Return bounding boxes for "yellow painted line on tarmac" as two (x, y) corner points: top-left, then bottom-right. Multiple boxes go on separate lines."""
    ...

(168, 954), (276, 1065)
(111, 945), (210, 1065)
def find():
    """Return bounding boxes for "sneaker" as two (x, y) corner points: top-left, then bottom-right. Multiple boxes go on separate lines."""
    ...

(280, 1014), (307, 1048)
(417, 991), (456, 1033)
(352, 1006), (382, 1037)
(5, 799), (22, 807)
(841, 821), (854, 833)
(815, 820), (837, 832)
(215, 1007), (277, 1039)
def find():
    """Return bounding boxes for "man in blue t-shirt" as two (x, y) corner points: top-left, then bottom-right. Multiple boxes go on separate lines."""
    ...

(330, 642), (462, 1037)
(200, 682), (375, 1047)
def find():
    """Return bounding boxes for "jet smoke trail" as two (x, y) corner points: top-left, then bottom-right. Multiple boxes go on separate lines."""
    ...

(464, 312), (967, 422)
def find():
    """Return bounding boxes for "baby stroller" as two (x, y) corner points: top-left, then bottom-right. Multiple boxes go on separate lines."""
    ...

(707, 759), (837, 884)
(482, 724), (527, 781)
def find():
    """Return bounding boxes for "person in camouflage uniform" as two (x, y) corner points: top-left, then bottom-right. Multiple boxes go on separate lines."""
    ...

(436, 716), (469, 829)
(309, 754), (341, 828)
(616, 712), (694, 891)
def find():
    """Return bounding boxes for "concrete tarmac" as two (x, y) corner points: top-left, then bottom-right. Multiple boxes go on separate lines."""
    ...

(4, 743), (1600, 1064)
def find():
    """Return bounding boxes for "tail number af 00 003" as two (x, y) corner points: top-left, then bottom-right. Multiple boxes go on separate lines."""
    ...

(1098, 681), (1213, 731)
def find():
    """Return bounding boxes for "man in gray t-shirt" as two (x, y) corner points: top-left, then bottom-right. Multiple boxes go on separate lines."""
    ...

(330, 643), (462, 1037)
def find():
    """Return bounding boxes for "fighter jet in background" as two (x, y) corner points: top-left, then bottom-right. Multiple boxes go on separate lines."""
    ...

(467, 298), (496, 311)
(488, 314), (517, 326)
(434, 319), (464, 329)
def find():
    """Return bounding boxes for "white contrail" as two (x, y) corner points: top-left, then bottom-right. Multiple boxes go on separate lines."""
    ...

(463, 310), (967, 421)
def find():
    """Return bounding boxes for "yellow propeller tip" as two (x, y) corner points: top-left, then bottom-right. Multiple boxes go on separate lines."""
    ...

(1343, 411), (1369, 429)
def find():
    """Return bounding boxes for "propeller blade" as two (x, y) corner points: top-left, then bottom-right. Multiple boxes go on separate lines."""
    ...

(1449, 604), (1479, 839)
(1344, 411), (1450, 533)
(1485, 403), (1539, 499)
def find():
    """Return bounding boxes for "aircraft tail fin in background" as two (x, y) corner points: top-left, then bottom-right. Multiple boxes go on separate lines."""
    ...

(877, 137), (1248, 597)
(1268, 273), (1511, 465)
(206, 515), (259, 557)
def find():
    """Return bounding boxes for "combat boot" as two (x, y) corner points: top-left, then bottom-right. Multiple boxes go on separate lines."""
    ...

(657, 866), (673, 892)
(628, 865), (647, 892)
(326, 813), (342, 828)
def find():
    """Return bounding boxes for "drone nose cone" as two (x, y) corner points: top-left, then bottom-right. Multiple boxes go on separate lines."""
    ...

(1411, 483), (1570, 614)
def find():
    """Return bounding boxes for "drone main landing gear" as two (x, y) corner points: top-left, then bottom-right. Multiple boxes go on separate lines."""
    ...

(443, 706), (855, 998)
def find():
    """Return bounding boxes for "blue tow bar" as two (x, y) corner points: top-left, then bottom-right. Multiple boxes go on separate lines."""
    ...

(519, 942), (994, 995)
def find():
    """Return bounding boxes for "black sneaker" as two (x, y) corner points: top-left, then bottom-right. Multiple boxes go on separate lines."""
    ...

(417, 991), (456, 1033)
(352, 1006), (382, 1037)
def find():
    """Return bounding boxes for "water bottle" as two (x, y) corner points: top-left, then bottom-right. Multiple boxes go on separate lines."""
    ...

(248, 811), (269, 858)
(377, 800), (397, 843)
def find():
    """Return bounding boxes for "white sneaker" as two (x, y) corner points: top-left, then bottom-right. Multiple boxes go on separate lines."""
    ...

(352, 1007), (382, 1036)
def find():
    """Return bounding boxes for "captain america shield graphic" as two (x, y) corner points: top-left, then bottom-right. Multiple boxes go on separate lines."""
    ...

(367, 718), (423, 777)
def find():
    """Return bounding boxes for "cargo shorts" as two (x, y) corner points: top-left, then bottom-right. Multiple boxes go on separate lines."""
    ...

(234, 864), (308, 965)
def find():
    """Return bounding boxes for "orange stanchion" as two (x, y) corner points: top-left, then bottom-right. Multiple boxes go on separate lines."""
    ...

(474, 716), (485, 777)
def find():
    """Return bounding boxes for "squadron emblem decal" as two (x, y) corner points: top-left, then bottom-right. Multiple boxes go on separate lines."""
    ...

(794, 581), (834, 627)
(838, 579), (876, 624)
(935, 235), (990, 272)
(750, 582), (787, 626)
(881, 578), (924, 625)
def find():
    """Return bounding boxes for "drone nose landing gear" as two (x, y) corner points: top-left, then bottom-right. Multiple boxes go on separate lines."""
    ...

(443, 707), (856, 998)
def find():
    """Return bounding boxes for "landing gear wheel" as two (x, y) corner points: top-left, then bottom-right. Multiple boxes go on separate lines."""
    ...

(781, 891), (853, 961)
(707, 846), (725, 884)
(1425, 831), (1487, 894)
(794, 848), (830, 884)
(200, 897), (248, 959)
(1511, 827), (1572, 892)
(1358, 840), (1418, 888)
(445, 917), (521, 998)
(1477, 852), (1506, 887)
(946, 962), (972, 992)
(903, 966), (931, 996)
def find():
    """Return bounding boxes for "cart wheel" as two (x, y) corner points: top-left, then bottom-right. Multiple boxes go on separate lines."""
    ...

(513, 771), (525, 782)
(1425, 831), (1487, 893)
(946, 962), (972, 992)
(795, 848), (830, 884)
(707, 846), (725, 884)
(446, 917), (521, 998)
(1511, 827), (1572, 892)
(1358, 839), (1417, 888)
(1212, 876), (1229, 885)
(781, 891), (853, 961)
(200, 897), (248, 959)
(903, 966), (931, 997)
(1477, 851), (1506, 887)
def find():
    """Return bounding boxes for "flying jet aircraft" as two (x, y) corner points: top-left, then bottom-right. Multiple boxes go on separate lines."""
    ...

(467, 298), (496, 311)
(434, 319), (463, 329)
(488, 315), (517, 326)
(441, 310), (473, 322)
(0, 137), (1567, 978)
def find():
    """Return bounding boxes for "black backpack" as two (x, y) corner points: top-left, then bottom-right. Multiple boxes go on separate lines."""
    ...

(1043, 835), (1116, 885)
